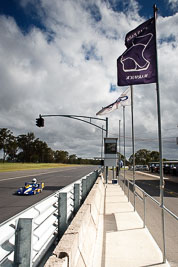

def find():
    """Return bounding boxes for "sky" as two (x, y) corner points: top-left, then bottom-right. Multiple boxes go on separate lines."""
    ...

(0, 0), (178, 160)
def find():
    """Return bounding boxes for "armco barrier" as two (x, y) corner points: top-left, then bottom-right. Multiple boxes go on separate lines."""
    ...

(0, 168), (103, 267)
(45, 176), (105, 267)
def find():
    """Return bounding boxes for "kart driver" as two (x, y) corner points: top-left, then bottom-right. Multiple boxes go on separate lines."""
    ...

(32, 178), (37, 185)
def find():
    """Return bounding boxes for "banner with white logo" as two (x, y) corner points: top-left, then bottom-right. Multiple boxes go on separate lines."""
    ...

(117, 18), (157, 86)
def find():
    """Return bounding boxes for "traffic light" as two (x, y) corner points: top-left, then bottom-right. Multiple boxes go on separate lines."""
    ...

(36, 116), (44, 127)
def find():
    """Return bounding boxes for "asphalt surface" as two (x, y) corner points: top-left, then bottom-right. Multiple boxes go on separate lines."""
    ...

(121, 170), (178, 267)
(0, 165), (98, 224)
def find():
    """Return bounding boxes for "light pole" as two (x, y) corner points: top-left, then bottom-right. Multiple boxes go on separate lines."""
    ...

(36, 114), (108, 134)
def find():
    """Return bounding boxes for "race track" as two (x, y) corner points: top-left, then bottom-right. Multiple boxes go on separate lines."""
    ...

(0, 165), (98, 224)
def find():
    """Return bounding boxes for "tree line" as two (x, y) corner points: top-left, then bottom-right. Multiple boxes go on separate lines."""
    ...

(0, 128), (163, 165)
(0, 128), (101, 165)
(128, 148), (166, 165)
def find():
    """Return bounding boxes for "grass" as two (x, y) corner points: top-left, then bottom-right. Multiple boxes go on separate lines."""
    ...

(0, 163), (77, 172)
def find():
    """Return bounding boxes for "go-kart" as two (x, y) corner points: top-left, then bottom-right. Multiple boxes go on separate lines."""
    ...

(16, 182), (45, 195)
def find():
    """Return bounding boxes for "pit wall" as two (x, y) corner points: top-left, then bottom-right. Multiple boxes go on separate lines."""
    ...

(45, 175), (105, 267)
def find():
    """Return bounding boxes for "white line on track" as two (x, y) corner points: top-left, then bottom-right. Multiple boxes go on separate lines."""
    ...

(136, 171), (169, 180)
(0, 167), (78, 182)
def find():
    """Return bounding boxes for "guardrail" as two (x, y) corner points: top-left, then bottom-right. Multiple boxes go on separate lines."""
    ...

(0, 167), (103, 267)
(119, 174), (178, 262)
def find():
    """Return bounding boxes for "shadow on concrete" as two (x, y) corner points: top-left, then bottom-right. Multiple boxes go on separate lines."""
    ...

(140, 263), (165, 267)
(104, 214), (117, 232)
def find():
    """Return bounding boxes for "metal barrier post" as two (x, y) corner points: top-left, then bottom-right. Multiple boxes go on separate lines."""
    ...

(82, 178), (87, 202)
(91, 172), (96, 187)
(90, 173), (94, 189)
(74, 184), (80, 214)
(106, 167), (108, 184)
(86, 175), (90, 193)
(58, 192), (67, 238)
(143, 193), (146, 228)
(134, 189), (136, 211)
(14, 218), (33, 267)
(112, 167), (115, 179)
(94, 171), (97, 182)
(128, 181), (130, 202)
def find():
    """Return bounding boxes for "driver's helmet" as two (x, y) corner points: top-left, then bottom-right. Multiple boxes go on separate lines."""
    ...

(32, 178), (37, 183)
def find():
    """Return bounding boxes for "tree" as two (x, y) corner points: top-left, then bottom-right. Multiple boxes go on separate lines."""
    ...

(7, 136), (18, 162)
(54, 150), (69, 163)
(129, 149), (151, 165)
(33, 139), (47, 163)
(149, 151), (160, 162)
(43, 147), (54, 163)
(128, 149), (164, 165)
(68, 154), (77, 164)
(17, 132), (35, 162)
(0, 128), (16, 162)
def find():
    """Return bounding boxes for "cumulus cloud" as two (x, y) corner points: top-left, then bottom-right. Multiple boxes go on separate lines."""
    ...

(0, 0), (178, 159)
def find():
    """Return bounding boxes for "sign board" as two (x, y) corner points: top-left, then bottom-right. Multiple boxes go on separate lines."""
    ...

(104, 138), (118, 167)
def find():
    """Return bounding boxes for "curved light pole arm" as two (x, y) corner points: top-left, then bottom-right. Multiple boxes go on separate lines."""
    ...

(39, 114), (108, 134)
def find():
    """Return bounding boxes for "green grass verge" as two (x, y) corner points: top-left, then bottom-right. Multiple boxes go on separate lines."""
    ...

(0, 163), (77, 172)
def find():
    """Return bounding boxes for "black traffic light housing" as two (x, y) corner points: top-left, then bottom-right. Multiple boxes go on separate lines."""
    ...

(36, 116), (44, 127)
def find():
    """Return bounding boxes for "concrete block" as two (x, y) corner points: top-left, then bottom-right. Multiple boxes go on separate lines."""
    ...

(77, 216), (97, 267)
(45, 174), (105, 267)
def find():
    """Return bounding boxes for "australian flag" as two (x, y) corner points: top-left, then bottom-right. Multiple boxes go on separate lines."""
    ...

(117, 18), (157, 86)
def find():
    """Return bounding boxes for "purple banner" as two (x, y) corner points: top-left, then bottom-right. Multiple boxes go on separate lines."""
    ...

(117, 18), (157, 86)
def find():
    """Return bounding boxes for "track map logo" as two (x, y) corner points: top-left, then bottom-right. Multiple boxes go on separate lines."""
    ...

(117, 18), (157, 86)
(120, 33), (153, 72)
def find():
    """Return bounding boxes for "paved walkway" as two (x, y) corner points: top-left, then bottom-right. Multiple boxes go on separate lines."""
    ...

(92, 180), (170, 267)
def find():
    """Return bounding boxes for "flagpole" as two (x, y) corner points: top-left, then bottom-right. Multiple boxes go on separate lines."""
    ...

(119, 119), (121, 181)
(153, 4), (166, 263)
(106, 117), (109, 184)
(123, 106), (126, 190)
(117, 119), (121, 184)
(101, 125), (104, 160)
(130, 85), (136, 211)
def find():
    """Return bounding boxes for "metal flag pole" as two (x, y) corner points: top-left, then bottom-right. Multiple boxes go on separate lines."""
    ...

(123, 106), (126, 190)
(130, 85), (136, 211)
(118, 119), (121, 183)
(105, 117), (109, 184)
(101, 125), (104, 160)
(153, 4), (166, 263)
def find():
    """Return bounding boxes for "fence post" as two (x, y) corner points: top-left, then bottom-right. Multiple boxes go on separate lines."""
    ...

(14, 218), (33, 267)
(128, 181), (130, 202)
(74, 183), (80, 214)
(94, 170), (98, 182)
(90, 173), (94, 188)
(86, 175), (90, 193)
(58, 192), (67, 239)
(82, 178), (87, 202)
(143, 193), (146, 228)
(90, 172), (95, 189)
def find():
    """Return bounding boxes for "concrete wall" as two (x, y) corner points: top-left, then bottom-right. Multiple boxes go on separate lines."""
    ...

(45, 175), (105, 267)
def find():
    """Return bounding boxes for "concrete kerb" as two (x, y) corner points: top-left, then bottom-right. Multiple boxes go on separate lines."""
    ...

(45, 175), (105, 267)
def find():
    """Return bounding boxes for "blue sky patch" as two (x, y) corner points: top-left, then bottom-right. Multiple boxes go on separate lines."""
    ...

(103, 0), (177, 18)
(82, 43), (102, 61)
(86, 3), (102, 22)
(0, 0), (46, 34)
(109, 84), (117, 92)
(159, 34), (176, 45)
